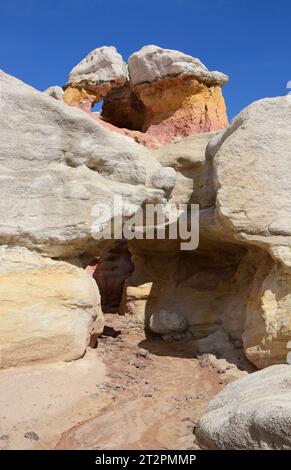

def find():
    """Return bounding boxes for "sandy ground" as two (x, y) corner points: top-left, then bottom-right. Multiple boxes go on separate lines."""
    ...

(0, 352), (106, 450)
(0, 314), (249, 450)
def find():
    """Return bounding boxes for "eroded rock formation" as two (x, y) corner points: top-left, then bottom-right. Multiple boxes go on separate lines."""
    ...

(0, 70), (163, 259)
(196, 365), (291, 450)
(0, 246), (103, 369)
(64, 46), (127, 111)
(0, 70), (167, 368)
(207, 96), (291, 368)
(1, 50), (291, 379)
(122, 96), (291, 370)
(63, 45), (229, 148)
(2, 42), (291, 452)
(126, 45), (228, 146)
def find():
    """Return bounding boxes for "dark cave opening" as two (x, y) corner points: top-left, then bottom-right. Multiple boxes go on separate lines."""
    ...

(87, 240), (134, 314)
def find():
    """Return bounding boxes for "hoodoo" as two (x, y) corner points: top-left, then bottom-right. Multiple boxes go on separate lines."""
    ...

(64, 45), (229, 148)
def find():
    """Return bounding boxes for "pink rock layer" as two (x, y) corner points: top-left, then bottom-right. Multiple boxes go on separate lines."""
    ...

(64, 75), (228, 149)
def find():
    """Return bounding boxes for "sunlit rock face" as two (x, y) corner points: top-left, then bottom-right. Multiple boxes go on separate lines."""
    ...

(202, 96), (291, 369)
(127, 45), (228, 87)
(0, 70), (168, 369)
(43, 85), (64, 101)
(63, 46), (127, 111)
(196, 365), (291, 450)
(0, 246), (103, 369)
(2, 49), (291, 376)
(124, 45), (228, 148)
(0, 70), (164, 258)
(121, 96), (291, 370)
(102, 75), (228, 148)
(63, 45), (229, 148)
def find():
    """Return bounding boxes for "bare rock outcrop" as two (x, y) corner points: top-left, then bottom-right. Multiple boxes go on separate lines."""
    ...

(128, 45), (228, 87)
(0, 70), (163, 259)
(3, 47), (291, 451)
(154, 131), (218, 204)
(0, 246), (103, 369)
(102, 45), (229, 148)
(122, 132), (236, 338)
(63, 45), (229, 148)
(207, 96), (291, 368)
(2, 58), (291, 378)
(64, 46), (127, 111)
(196, 365), (291, 450)
(122, 96), (291, 370)
(0, 70), (168, 369)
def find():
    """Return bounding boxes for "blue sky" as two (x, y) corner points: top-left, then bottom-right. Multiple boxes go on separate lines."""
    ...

(0, 0), (290, 119)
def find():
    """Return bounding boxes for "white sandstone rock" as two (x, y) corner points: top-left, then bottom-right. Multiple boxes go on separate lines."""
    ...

(208, 96), (291, 258)
(154, 131), (218, 205)
(196, 365), (291, 450)
(204, 97), (291, 368)
(68, 46), (127, 86)
(128, 45), (228, 87)
(0, 70), (163, 258)
(149, 167), (177, 193)
(43, 86), (64, 101)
